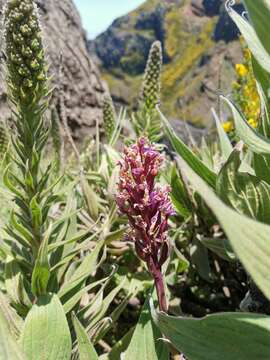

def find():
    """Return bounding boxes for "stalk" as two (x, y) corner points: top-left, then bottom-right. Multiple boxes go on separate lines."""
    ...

(153, 268), (168, 312)
(3, 0), (53, 300)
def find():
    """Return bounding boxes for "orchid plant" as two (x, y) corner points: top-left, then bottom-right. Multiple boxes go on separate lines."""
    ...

(116, 137), (175, 312)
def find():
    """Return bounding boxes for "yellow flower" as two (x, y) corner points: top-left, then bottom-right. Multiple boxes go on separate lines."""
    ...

(235, 63), (248, 77)
(222, 121), (234, 133)
(248, 118), (258, 128)
(243, 48), (251, 61)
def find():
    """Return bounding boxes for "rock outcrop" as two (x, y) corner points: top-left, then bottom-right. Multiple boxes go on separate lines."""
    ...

(89, 0), (244, 127)
(0, 0), (108, 140)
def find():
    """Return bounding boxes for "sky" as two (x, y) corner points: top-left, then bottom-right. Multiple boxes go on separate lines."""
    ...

(74, 0), (146, 39)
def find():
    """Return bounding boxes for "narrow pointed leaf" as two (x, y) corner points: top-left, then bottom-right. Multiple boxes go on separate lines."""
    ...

(124, 298), (169, 360)
(158, 108), (217, 188)
(199, 237), (235, 262)
(212, 108), (233, 160)
(72, 314), (98, 360)
(228, 5), (270, 73)
(244, 0), (270, 57)
(31, 228), (51, 296)
(58, 239), (104, 299)
(222, 96), (270, 154)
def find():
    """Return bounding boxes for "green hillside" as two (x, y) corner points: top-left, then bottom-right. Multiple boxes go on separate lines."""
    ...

(90, 0), (243, 126)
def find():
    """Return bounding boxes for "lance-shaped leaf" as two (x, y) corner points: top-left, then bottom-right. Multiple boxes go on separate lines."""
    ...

(178, 155), (270, 301)
(244, 0), (270, 57)
(255, 75), (270, 138)
(199, 237), (235, 262)
(72, 313), (98, 360)
(58, 239), (104, 300)
(100, 327), (134, 360)
(124, 298), (169, 360)
(158, 107), (217, 188)
(170, 166), (192, 219)
(212, 108), (233, 161)
(31, 227), (51, 296)
(20, 294), (72, 360)
(151, 302), (270, 360)
(228, 4), (270, 73)
(222, 96), (270, 154)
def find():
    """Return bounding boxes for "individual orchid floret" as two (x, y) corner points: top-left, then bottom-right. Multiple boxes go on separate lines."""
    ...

(116, 137), (175, 312)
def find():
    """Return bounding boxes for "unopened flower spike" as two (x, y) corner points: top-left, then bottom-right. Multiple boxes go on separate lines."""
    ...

(103, 94), (116, 143)
(116, 137), (175, 312)
(4, 0), (48, 111)
(141, 41), (162, 111)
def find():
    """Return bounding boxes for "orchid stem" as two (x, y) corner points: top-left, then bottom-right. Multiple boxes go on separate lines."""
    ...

(154, 269), (168, 313)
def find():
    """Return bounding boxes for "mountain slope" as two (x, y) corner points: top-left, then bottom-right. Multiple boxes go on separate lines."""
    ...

(90, 0), (244, 126)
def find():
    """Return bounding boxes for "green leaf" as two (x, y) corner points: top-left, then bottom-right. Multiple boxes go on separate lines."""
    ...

(158, 107), (217, 188)
(212, 108), (233, 160)
(252, 56), (270, 114)
(152, 304), (270, 360)
(254, 74), (270, 138)
(190, 237), (212, 282)
(228, 5), (270, 73)
(31, 227), (50, 296)
(244, 0), (270, 57)
(84, 278), (126, 330)
(100, 327), (135, 360)
(81, 174), (100, 221)
(216, 144), (270, 223)
(200, 138), (214, 171)
(124, 298), (169, 360)
(72, 313), (98, 360)
(178, 155), (270, 301)
(63, 277), (107, 314)
(254, 153), (270, 184)
(0, 305), (25, 360)
(170, 166), (192, 219)
(20, 294), (72, 360)
(58, 239), (104, 300)
(222, 96), (270, 154)
(30, 196), (43, 230)
(199, 237), (236, 262)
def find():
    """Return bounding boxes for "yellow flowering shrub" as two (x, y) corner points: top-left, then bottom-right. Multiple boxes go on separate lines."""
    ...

(223, 38), (260, 133)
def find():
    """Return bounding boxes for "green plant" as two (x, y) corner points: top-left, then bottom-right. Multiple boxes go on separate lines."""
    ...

(2, 0), (270, 359)
(151, 1), (270, 359)
(0, 1), (130, 358)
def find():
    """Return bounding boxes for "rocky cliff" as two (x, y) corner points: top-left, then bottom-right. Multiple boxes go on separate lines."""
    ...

(0, 0), (108, 140)
(89, 0), (244, 126)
